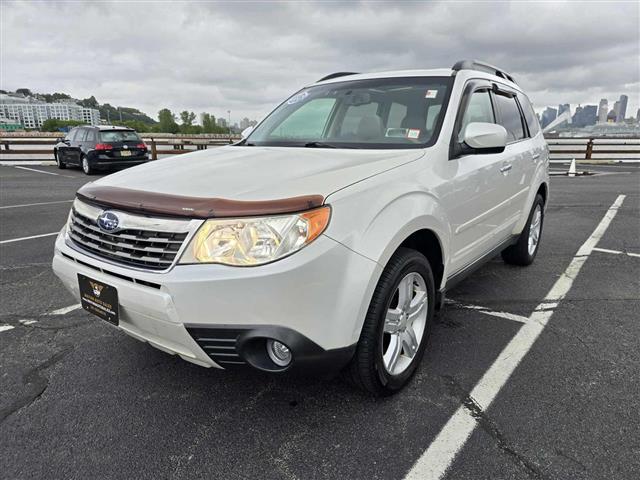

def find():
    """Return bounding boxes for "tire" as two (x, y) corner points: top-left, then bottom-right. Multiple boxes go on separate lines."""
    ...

(54, 151), (66, 169)
(501, 194), (545, 266)
(81, 156), (94, 175)
(344, 247), (435, 396)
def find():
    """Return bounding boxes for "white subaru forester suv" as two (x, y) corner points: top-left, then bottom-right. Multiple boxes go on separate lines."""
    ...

(53, 60), (548, 396)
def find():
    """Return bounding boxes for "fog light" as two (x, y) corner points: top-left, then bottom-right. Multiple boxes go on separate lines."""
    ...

(266, 339), (292, 367)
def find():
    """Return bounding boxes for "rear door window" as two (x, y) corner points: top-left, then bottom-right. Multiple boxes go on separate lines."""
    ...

(493, 92), (525, 142)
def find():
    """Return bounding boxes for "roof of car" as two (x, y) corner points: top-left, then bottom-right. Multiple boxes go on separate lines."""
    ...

(96, 125), (134, 131)
(312, 67), (521, 91)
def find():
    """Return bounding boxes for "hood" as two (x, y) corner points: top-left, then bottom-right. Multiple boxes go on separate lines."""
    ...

(93, 146), (424, 202)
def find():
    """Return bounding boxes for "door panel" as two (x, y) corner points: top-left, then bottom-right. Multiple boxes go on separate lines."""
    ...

(444, 152), (513, 274)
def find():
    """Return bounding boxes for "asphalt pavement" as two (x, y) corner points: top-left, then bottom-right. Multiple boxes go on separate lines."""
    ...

(1, 162), (639, 480)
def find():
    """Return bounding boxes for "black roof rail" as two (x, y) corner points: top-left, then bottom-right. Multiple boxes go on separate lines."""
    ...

(451, 60), (516, 84)
(316, 72), (359, 82)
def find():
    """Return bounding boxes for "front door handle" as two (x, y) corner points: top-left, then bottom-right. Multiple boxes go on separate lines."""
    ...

(532, 153), (541, 160)
(499, 164), (513, 174)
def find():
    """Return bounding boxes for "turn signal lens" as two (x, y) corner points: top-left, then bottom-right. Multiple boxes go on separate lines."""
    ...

(179, 206), (331, 266)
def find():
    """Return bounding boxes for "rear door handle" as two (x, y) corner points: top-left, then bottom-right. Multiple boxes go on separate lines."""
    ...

(499, 164), (513, 173)
(532, 153), (541, 160)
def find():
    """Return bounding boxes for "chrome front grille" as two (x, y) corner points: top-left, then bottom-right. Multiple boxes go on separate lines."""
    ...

(67, 199), (197, 271)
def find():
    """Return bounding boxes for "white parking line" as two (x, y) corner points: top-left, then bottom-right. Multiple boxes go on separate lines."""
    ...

(14, 166), (61, 176)
(593, 247), (640, 258)
(47, 304), (81, 315)
(0, 200), (73, 210)
(405, 194), (626, 480)
(0, 325), (15, 333)
(448, 301), (529, 324)
(0, 232), (59, 245)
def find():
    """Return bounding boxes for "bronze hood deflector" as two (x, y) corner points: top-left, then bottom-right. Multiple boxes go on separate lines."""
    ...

(76, 184), (324, 219)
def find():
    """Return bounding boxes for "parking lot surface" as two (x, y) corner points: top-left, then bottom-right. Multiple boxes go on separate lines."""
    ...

(1, 163), (639, 480)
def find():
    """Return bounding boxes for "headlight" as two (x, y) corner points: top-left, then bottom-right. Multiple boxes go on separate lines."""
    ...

(178, 206), (331, 266)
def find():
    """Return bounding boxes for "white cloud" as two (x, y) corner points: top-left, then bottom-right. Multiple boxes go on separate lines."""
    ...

(1, 0), (638, 122)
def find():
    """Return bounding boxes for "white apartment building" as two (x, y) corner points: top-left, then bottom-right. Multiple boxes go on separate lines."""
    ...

(0, 97), (100, 129)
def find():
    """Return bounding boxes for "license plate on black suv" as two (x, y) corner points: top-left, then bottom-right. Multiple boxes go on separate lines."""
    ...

(78, 274), (119, 325)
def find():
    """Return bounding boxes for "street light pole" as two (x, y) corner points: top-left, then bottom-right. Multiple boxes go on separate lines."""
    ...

(227, 110), (231, 143)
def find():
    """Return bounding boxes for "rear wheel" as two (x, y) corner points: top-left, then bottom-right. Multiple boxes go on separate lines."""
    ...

(502, 194), (544, 266)
(55, 151), (66, 169)
(345, 247), (435, 396)
(81, 156), (94, 175)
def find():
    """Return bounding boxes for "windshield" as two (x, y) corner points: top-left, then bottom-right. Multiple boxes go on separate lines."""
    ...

(246, 76), (452, 149)
(99, 130), (141, 142)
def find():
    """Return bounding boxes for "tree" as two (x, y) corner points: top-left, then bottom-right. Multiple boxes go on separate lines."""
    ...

(79, 95), (99, 109)
(157, 108), (179, 134)
(16, 88), (32, 97)
(40, 119), (85, 132)
(179, 111), (196, 127)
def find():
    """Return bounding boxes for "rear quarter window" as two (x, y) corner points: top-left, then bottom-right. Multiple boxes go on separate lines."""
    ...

(518, 94), (541, 137)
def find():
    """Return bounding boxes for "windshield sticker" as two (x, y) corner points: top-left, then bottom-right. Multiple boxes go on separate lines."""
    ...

(386, 128), (408, 138)
(407, 129), (420, 139)
(287, 91), (309, 105)
(425, 89), (438, 99)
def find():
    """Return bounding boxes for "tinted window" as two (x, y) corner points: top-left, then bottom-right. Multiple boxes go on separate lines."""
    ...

(518, 94), (540, 137)
(67, 128), (79, 141)
(78, 129), (90, 142)
(459, 90), (494, 141)
(99, 130), (141, 142)
(85, 129), (97, 142)
(493, 93), (525, 142)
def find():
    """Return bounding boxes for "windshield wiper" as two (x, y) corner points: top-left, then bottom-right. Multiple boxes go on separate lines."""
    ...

(303, 141), (339, 149)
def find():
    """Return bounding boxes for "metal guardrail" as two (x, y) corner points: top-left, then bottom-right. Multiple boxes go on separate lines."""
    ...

(1, 135), (639, 161)
(546, 137), (640, 160)
(0, 134), (241, 160)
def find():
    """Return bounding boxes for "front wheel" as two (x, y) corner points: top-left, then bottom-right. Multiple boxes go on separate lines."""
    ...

(55, 151), (66, 169)
(344, 247), (435, 396)
(81, 156), (94, 175)
(502, 194), (545, 266)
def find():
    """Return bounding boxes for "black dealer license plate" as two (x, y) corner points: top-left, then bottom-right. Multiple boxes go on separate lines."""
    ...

(78, 274), (119, 325)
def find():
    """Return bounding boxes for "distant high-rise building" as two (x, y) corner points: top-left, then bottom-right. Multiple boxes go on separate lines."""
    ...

(540, 107), (557, 128)
(616, 95), (628, 122)
(636, 108), (640, 122)
(572, 105), (598, 127)
(558, 104), (570, 116)
(612, 101), (620, 119)
(597, 99), (608, 123)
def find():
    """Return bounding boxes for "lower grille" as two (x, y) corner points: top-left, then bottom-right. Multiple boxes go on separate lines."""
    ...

(187, 327), (247, 367)
(68, 201), (191, 271)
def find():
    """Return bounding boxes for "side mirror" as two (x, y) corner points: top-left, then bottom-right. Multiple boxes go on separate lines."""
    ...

(241, 126), (254, 139)
(462, 122), (507, 152)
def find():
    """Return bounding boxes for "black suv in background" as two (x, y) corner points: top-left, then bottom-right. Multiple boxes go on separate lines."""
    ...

(54, 125), (149, 175)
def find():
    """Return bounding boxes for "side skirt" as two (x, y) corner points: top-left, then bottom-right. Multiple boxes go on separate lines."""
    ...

(438, 235), (519, 302)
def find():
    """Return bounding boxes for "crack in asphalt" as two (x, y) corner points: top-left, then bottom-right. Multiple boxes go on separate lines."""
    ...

(441, 375), (549, 479)
(0, 348), (73, 424)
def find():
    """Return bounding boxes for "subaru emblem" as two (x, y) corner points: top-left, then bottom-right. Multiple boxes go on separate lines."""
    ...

(97, 211), (120, 232)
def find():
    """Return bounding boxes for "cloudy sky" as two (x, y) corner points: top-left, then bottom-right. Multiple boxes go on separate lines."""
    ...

(1, 0), (639, 123)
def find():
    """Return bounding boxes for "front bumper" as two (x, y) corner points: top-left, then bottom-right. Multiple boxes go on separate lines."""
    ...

(52, 229), (380, 372)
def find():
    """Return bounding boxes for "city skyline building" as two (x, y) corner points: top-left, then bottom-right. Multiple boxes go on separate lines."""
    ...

(616, 95), (628, 122)
(540, 107), (558, 129)
(0, 93), (100, 129)
(598, 98), (608, 123)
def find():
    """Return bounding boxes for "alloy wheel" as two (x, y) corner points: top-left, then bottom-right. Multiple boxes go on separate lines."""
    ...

(528, 205), (542, 256)
(382, 272), (428, 375)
